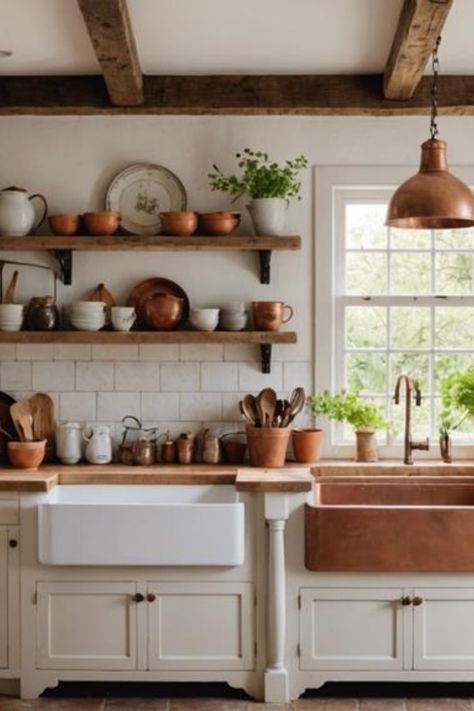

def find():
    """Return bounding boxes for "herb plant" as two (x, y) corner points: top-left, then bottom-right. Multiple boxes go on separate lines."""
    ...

(439, 368), (474, 435)
(208, 148), (308, 201)
(307, 390), (390, 431)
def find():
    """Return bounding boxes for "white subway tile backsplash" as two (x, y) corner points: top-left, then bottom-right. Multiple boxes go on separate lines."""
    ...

(97, 392), (140, 421)
(16, 344), (54, 361)
(141, 392), (179, 421)
(139, 344), (179, 361)
(222, 392), (246, 422)
(1, 362), (31, 391)
(0, 345), (15, 360)
(115, 362), (159, 391)
(180, 392), (222, 421)
(161, 362), (200, 392)
(32, 362), (74, 391)
(224, 344), (259, 361)
(180, 344), (223, 361)
(283, 361), (313, 392)
(76, 362), (114, 391)
(54, 344), (91, 361)
(92, 345), (139, 361)
(201, 362), (238, 392)
(60, 392), (96, 422)
(238, 361), (283, 392)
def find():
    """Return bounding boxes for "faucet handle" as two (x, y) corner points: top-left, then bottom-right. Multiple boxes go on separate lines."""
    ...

(412, 437), (430, 452)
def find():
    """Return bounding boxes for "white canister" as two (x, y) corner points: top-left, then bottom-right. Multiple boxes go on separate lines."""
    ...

(111, 306), (136, 332)
(56, 422), (82, 465)
(83, 425), (112, 465)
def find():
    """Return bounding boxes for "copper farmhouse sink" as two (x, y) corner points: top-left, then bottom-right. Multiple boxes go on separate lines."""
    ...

(305, 481), (474, 572)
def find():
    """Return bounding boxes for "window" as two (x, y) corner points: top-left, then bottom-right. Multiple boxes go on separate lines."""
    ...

(315, 167), (474, 457)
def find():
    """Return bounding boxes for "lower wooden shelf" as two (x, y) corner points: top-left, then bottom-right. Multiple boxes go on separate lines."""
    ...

(0, 330), (297, 373)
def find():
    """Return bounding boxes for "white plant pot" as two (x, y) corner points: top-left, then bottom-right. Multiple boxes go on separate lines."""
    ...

(246, 197), (289, 235)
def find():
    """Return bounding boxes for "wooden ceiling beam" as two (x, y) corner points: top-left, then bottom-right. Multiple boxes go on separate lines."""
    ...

(77, 0), (143, 106)
(384, 0), (454, 101)
(1, 74), (474, 115)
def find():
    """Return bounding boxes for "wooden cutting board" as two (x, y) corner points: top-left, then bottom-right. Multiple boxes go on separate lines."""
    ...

(29, 393), (56, 461)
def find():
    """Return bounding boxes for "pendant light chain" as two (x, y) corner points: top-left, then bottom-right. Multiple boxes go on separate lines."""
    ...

(430, 35), (442, 140)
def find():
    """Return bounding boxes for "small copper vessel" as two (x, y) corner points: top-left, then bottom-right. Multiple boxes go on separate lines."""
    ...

(160, 211), (198, 236)
(161, 439), (176, 463)
(176, 434), (194, 465)
(142, 293), (184, 331)
(132, 440), (155, 466)
(198, 211), (241, 236)
(252, 301), (294, 331)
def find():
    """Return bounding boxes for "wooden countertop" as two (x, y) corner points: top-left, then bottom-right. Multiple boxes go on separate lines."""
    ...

(0, 463), (314, 493)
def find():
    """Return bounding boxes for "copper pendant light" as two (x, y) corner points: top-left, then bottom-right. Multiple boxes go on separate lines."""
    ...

(386, 37), (474, 230)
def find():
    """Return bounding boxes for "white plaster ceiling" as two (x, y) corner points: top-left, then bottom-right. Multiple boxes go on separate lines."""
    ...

(0, 0), (471, 76)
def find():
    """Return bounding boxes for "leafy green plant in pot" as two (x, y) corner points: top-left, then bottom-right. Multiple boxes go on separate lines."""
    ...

(438, 369), (473, 462)
(208, 149), (308, 236)
(307, 390), (390, 462)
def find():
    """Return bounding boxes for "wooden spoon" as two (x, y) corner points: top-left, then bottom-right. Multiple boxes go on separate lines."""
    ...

(282, 388), (306, 426)
(4, 271), (19, 304)
(10, 399), (33, 441)
(241, 394), (260, 426)
(18, 414), (34, 442)
(29, 393), (56, 459)
(258, 388), (277, 427)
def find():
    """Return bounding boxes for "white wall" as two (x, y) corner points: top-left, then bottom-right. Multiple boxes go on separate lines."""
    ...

(1, 114), (473, 435)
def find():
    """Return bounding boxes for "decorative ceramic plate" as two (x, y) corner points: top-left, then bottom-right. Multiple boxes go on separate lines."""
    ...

(106, 163), (187, 235)
(127, 277), (190, 328)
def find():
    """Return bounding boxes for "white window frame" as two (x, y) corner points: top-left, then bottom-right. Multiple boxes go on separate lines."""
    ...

(315, 165), (474, 460)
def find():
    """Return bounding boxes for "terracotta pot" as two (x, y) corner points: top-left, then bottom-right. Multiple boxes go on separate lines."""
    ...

(160, 211), (198, 236)
(83, 211), (120, 236)
(292, 428), (323, 463)
(48, 213), (80, 236)
(355, 429), (378, 462)
(252, 301), (294, 331)
(246, 426), (290, 468)
(142, 293), (184, 330)
(198, 212), (241, 236)
(7, 440), (46, 470)
(221, 433), (247, 464)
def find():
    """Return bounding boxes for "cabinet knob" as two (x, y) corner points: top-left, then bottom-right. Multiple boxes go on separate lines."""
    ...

(147, 593), (156, 603)
(401, 595), (412, 606)
(133, 593), (145, 603)
(8, 539), (18, 548)
(412, 596), (424, 607)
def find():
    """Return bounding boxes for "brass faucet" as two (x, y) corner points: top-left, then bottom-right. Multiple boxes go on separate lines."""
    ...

(393, 373), (429, 465)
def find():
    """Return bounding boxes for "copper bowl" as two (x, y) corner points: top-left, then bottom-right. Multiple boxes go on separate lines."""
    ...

(198, 212), (241, 236)
(48, 213), (81, 236)
(7, 440), (46, 470)
(160, 211), (198, 236)
(142, 293), (184, 330)
(83, 211), (121, 236)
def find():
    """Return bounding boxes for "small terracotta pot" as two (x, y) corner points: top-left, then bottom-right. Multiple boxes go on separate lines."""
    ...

(252, 301), (294, 331)
(292, 428), (323, 463)
(7, 440), (46, 470)
(160, 211), (198, 236)
(221, 433), (247, 464)
(355, 429), (378, 462)
(198, 212), (241, 236)
(83, 212), (120, 236)
(246, 426), (290, 468)
(48, 213), (80, 236)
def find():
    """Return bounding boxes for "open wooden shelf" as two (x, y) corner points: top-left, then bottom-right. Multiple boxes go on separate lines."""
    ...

(0, 234), (301, 285)
(0, 330), (297, 373)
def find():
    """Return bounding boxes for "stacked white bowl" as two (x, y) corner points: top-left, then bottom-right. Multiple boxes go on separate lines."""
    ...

(0, 304), (24, 332)
(70, 301), (106, 331)
(189, 308), (220, 332)
(219, 302), (248, 331)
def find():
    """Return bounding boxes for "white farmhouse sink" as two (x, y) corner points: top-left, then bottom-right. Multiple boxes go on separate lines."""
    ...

(38, 485), (244, 566)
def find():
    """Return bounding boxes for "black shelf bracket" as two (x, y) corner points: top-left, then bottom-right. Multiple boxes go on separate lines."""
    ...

(53, 250), (73, 285)
(260, 344), (272, 374)
(259, 250), (272, 284)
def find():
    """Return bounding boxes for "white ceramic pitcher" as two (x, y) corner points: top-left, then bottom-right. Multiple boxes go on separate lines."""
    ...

(83, 425), (112, 465)
(56, 422), (82, 465)
(0, 186), (48, 236)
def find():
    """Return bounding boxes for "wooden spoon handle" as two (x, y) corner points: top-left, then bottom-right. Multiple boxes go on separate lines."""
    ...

(4, 271), (19, 304)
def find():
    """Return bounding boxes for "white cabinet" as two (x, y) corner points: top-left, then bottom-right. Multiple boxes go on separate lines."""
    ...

(299, 587), (405, 671)
(35, 580), (255, 673)
(300, 585), (474, 674)
(36, 581), (140, 670)
(147, 582), (255, 671)
(413, 588), (474, 670)
(0, 525), (20, 675)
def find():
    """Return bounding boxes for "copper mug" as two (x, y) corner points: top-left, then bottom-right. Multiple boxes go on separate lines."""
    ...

(252, 301), (294, 331)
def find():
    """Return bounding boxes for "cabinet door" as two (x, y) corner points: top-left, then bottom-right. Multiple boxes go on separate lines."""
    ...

(148, 582), (255, 671)
(300, 587), (405, 671)
(0, 529), (8, 669)
(413, 587), (474, 670)
(36, 581), (140, 670)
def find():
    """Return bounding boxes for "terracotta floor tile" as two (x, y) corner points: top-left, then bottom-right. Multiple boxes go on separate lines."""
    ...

(0, 701), (36, 710)
(35, 701), (105, 711)
(292, 700), (356, 710)
(406, 700), (472, 711)
(359, 701), (406, 711)
(168, 700), (252, 711)
(104, 701), (168, 711)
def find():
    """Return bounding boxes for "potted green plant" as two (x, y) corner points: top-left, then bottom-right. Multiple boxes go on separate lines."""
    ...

(438, 369), (473, 461)
(208, 148), (308, 236)
(307, 390), (390, 462)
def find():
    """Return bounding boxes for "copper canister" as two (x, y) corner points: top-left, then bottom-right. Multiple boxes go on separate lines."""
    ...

(132, 440), (155, 466)
(176, 435), (194, 464)
(161, 439), (176, 463)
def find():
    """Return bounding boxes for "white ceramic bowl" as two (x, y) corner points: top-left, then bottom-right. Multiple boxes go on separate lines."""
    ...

(219, 313), (248, 331)
(0, 304), (24, 332)
(111, 307), (136, 332)
(0, 321), (23, 332)
(71, 301), (107, 310)
(190, 308), (220, 332)
(71, 315), (106, 331)
(221, 302), (245, 313)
